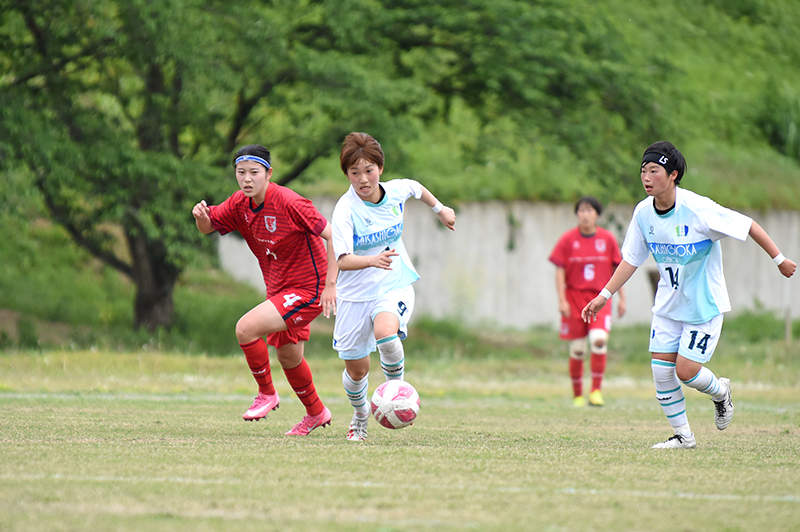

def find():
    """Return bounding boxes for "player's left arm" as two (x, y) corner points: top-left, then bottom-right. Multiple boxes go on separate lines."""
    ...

(318, 222), (339, 318)
(418, 186), (455, 231)
(748, 220), (797, 278)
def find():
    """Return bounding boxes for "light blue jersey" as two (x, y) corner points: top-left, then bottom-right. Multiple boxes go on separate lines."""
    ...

(622, 187), (752, 324)
(331, 179), (422, 302)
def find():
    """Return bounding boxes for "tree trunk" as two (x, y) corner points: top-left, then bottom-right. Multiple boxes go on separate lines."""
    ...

(127, 230), (180, 332)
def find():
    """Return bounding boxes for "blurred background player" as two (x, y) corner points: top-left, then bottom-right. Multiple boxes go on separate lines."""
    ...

(192, 144), (337, 436)
(582, 140), (796, 448)
(331, 132), (455, 441)
(549, 196), (626, 408)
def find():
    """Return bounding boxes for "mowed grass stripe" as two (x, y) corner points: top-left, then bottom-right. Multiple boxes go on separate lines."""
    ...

(1, 351), (799, 532)
(4, 473), (799, 504)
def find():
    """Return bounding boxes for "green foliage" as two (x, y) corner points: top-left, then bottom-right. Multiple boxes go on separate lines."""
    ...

(0, 208), (256, 354)
(15, 317), (38, 350)
(723, 306), (787, 343)
(2, 0), (800, 337)
(758, 79), (800, 163)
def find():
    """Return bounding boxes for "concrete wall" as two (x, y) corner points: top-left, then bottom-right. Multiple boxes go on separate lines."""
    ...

(218, 197), (800, 330)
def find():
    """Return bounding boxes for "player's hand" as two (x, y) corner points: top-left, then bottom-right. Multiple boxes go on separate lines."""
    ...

(581, 295), (608, 323)
(321, 282), (337, 318)
(779, 258), (797, 278)
(371, 248), (399, 270)
(438, 206), (456, 231)
(558, 300), (570, 318)
(192, 200), (210, 221)
(617, 298), (627, 318)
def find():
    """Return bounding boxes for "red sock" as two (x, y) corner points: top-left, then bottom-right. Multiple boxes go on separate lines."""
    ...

(569, 357), (583, 398)
(590, 353), (606, 392)
(283, 358), (324, 416)
(240, 339), (276, 395)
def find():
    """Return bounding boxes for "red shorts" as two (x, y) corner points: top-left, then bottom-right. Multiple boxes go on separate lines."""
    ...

(265, 288), (323, 349)
(559, 289), (612, 340)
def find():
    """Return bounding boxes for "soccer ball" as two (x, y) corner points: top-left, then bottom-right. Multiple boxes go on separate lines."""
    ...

(370, 380), (420, 429)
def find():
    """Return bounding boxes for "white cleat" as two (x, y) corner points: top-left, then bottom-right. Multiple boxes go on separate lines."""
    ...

(652, 433), (696, 449)
(346, 413), (369, 442)
(713, 377), (734, 430)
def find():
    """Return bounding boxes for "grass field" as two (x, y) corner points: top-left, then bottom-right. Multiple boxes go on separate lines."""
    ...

(1, 341), (799, 532)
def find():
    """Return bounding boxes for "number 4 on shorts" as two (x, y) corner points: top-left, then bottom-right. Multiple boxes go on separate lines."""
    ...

(283, 293), (302, 308)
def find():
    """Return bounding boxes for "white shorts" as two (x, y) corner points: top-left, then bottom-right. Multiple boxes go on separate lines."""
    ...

(333, 284), (416, 360)
(649, 313), (724, 364)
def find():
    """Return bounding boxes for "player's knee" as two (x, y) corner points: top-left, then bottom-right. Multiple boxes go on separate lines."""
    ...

(353, 369), (369, 382)
(588, 330), (609, 354)
(373, 312), (400, 340)
(345, 357), (370, 381)
(676, 366), (698, 382)
(235, 316), (255, 344)
(569, 339), (586, 359)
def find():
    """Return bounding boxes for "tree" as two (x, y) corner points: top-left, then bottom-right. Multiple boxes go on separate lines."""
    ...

(0, 0), (429, 331)
(0, 0), (669, 331)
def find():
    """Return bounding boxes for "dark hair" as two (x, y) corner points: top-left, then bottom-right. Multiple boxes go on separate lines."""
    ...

(643, 141), (686, 185)
(340, 132), (384, 174)
(233, 144), (271, 168)
(575, 196), (603, 216)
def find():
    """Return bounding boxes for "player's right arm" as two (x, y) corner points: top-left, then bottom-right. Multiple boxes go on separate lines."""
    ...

(192, 200), (215, 234)
(581, 260), (637, 323)
(748, 220), (797, 278)
(337, 249), (399, 271)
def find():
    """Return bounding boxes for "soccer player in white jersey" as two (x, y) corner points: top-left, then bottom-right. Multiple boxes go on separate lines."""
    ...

(331, 132), (456, 441)
(581, 141), (796, 449)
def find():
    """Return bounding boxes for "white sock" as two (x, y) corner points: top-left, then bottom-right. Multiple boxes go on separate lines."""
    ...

(651, 360), (690, 432)
(682, 366), (725, 400)
(342, 369), (370, 417)
(377, 334), (404, 380)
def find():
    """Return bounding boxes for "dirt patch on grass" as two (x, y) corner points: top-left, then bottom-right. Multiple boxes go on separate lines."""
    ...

(0, 308), (85, 346)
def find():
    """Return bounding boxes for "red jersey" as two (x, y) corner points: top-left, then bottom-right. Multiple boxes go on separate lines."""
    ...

(209, 183), (328, 297)
(548, 226), (621, 292)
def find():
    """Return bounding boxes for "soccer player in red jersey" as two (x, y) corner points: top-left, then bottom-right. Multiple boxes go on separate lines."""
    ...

(548, 196), (626, 408)
(192, 144), (337, 436)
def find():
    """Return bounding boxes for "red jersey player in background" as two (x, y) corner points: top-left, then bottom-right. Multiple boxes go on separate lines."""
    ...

(548, 196), (626, 408)
(192, 144), (337, 436)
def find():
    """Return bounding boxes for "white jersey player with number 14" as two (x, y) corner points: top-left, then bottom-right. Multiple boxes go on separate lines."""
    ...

(331, 132), (456, 442)
(581, 140), (796, 449)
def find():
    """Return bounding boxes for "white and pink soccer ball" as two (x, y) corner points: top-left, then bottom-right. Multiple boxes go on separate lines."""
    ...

(370, 380), (420, 429)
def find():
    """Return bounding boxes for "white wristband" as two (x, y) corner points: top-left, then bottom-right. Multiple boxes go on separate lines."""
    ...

(772, 252), (786, 266)
(431, 201), (443, 214)
(599, 288), (612, 300)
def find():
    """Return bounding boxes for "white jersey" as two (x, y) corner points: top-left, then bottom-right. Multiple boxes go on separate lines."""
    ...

(621, 187), (752, 324)
(332, 179), (423, 302)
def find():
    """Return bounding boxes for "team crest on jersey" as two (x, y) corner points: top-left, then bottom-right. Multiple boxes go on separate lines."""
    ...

(391, 204), (403, 216)
(595, 239), (606, 252)
(264, 216), (277, 232)
(675, 224), (689, 237)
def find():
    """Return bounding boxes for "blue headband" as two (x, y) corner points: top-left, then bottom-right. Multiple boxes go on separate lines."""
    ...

(234, 155), (271, 169)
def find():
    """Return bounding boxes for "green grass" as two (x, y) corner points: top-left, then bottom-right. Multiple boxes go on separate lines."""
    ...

(1, 345), (798, 532)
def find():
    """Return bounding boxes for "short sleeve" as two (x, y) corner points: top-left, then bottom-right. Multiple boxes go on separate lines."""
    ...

(701, 201), (752, 242)
(208, 194), (240, 236)
(548, 233), (569, 268)
(331, 197), (355, 260)
(621, 206), (650, 267)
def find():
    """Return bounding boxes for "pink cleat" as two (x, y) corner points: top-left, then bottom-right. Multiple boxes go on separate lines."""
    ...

(242, 392), (280, 421)
(285, 406), (332, 436)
